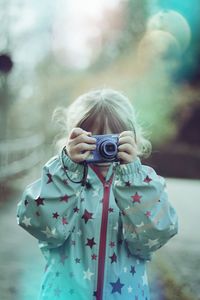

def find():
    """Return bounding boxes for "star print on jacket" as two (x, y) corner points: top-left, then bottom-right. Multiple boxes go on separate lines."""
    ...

(110, 277), (125, 294)
(17, 153), (178, 300)
(132, 192), (142, 203)
(86, 237), (96, 249)
(82, 209), (93, 223)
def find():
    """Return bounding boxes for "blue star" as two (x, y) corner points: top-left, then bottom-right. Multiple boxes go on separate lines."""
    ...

(110, 277), (124, 294)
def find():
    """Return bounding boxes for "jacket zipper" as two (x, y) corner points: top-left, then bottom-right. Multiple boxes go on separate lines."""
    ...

(96, 181), (111, 300)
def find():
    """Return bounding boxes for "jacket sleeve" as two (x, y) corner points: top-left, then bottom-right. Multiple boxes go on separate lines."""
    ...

(17, 150), (84, 249)
(113, 158), (178, 260)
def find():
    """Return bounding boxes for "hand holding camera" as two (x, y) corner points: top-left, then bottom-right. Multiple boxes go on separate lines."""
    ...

(66, 128), (137, 164)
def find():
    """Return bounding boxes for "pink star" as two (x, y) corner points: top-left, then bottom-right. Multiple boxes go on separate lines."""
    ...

(62, 217), (68, 225)
(145, 211), (151, 217)
(60, 195), (69, 202)
(82, 209), (93, 224)
(144, 176), (152, 183)
(131, 192), (142, 203)
(86, 237), (96, 249)
(109, 241), (115, 248)
(91, 254), (97, 260)
(109, 252), (117, 263)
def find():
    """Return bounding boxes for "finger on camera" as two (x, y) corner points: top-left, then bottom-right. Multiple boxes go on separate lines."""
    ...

(118, 136), (135, 146)
(118, 143), (135, 155)
(119, 131), (135, 139)
(73, 133), (96, 146)
(70, 128), (86, 139)
(118, 152), (132, 163)
(75, 142), (96, 152)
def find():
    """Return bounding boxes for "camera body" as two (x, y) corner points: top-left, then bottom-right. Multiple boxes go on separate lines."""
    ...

(86, 134), (119, 163)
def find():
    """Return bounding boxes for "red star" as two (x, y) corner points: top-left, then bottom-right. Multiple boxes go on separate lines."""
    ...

(109, 241), (115, 248)
(144, 176), (152, 183)
(82, 209), (93, 224)
(131, 192), (142, 203)
(52, 212), (59, 219)
(91, 254), (97, 260)
(108, 207), (114, 213)
(125, 181), (131, 186)
(86, 237), (96, 249)
(109, 252), (117, 263)
(46, 173), (53, 184)
(145, 211), (151, 217)
(35, 197), (44, 206)
(60, 195), (69, 202)
(62, 217), (68, 225)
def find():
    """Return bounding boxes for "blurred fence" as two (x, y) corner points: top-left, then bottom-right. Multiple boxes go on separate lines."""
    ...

(0, 134), (44, 181)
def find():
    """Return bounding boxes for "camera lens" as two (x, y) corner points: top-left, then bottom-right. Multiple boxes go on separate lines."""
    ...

(99, 141), (117, 159)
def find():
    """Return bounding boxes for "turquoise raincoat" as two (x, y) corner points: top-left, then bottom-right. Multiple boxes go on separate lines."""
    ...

(17, 150), (178, 300)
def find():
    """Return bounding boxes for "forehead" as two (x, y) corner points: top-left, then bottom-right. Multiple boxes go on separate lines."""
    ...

(91, 118), (113, 135)
(79, 105), (129, 134)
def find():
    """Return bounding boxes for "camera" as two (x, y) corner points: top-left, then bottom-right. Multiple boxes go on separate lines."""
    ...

(86, 134), (119, 163)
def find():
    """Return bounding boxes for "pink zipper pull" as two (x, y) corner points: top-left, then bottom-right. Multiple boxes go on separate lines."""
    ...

(104, 182), (110, 188)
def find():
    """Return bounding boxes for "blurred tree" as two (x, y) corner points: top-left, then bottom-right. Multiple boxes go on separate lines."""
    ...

(0, 0), (14, 140)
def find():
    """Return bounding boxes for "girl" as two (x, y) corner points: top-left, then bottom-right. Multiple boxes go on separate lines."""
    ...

(17, 88), (178, 300)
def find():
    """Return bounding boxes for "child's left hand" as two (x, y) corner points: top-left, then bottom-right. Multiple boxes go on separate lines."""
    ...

(118, 131), (137, 164)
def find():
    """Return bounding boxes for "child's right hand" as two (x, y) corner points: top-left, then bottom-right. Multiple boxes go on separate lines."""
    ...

(65, 128), (96, 163)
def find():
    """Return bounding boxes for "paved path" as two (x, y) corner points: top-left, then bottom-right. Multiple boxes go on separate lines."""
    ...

(0, 178), (199, 300)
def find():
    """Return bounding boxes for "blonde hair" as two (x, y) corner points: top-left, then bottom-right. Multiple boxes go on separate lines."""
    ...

(53, 88), (151, 158)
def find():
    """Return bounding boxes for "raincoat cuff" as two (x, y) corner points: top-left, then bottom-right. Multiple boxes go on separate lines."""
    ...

(115, 157), (142, 176)
(60, 147), (85, 173)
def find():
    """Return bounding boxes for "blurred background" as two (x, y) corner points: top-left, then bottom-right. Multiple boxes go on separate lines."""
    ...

(0, 0), (199, 299)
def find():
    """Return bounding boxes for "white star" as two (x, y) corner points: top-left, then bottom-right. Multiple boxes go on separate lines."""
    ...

(83, 268), (94, 280)
(136, 259), (140, 265)
(145, 238), (159, 248)
(114, 179), (123, 186)
(113, 222), (118, 231)
(71, 170), (80, 180)
(92, 188), (101, 197)
(127, 286), (133, 293)
(123, 267), (128, 273)
(22, 216), (31, 227)
(131, 232), (137, 238)
(169, 224), (175, 231)
(125, 206), (130, 211)
(77, 229), (82, 236)
(142, 271), (148, 286)
(42, 226), (57, 238)
(75, 190), (81, 197)
(136, 222), (145, 228)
